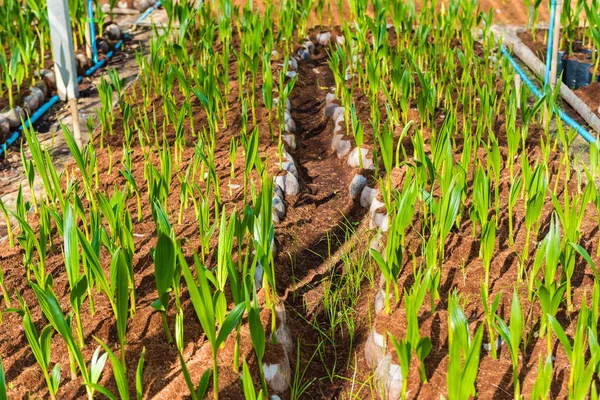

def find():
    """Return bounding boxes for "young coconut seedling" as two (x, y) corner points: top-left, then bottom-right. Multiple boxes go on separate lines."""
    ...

(447, 291), (484, 400)
(31, 282), (93, 396)
(0, 198), (15, 248)
(494, 289), (524, 400)
(175, 308), (211, 400)
(551, 182), (594, 311)
(530, 354), (553, 400)
(63, 204), (89, 349)
(13, 301), (61, 399)
(521, 162), (547, 269)
(179, 246), (246, 399)
(530, 214), (564, 355)
(481, 287), (502, 360)
(549, 300), (600, 398)
(370, 201), (403, 314)
(392, 267), (434, 384)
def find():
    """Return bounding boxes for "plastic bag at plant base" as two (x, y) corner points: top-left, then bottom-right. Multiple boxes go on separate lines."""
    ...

(556, 51), (565, 80)
(576, 61), (593, 87)
(562, 58), (579, 89)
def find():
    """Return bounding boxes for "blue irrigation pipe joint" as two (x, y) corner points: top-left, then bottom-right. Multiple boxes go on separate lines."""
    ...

(501, 45), (597, 143)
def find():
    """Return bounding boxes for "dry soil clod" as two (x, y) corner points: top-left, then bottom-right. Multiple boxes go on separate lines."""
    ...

(2, 107), (24, 128)
(0, 116), (9, 135)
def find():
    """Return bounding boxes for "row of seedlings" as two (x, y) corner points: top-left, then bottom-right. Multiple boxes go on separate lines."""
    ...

(257, 35), (319, 396)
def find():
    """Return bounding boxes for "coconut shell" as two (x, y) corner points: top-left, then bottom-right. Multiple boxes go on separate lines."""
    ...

(34, 81), (49, 98)
(97, 39), (111, 54)
(40, 69), (56, 90)
(23, 93), (40, 114)
(365, 328), (387, 367)
(103, 23), (122, 41)
(375, 355), (403, 400)
(133, 0), (150, 11)
(282, 133), (296, 151)
(0, 116), (9, 135)
(75, 53), (89, 70)
(2, 107), (23, 128)
(263, 342), (291, 393)
(29, 87), (45, 105)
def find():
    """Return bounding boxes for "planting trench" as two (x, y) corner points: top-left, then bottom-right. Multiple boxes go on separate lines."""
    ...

(2, 8), (600, 400)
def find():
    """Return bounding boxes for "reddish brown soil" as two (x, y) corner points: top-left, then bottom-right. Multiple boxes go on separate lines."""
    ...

(577, 82), (600, 118)
(517, 29), (552, 60)
(230, 0), (547, 26)
(0, 14), (598, 400)
(517, 28), (596, 60)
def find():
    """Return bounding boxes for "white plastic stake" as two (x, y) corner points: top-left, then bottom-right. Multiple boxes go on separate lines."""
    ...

(47, 0), (82, 146)
(549, 0), (563, 88)
(48, 0), (79, 101)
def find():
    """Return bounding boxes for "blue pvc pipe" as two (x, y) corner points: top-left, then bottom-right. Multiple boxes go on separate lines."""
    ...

(88, 0), (98, 64)
(84, 39), (123, 76)
(544, 0), (557, 85)
(136, 1), (162, 25)
(0, 38), (126, 158)
(501, 45), (597, 143)
(0, 95), (61, 157)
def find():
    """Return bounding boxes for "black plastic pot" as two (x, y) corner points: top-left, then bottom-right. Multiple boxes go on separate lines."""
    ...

(581, 49), (593, 60)
(557, 51), (565, 81)
(577, 61), (593, 87)
(562, 58), (579, 89)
